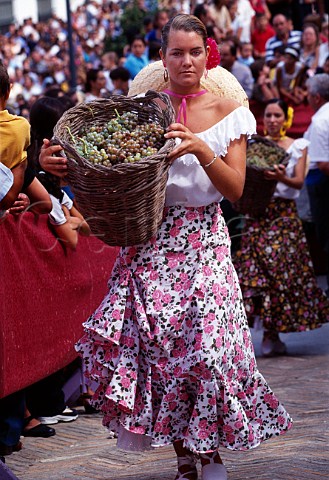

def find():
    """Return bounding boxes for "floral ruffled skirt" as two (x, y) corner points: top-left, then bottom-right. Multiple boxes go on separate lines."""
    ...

(233, 198), (329, 332)
(76, 202), (292, 453)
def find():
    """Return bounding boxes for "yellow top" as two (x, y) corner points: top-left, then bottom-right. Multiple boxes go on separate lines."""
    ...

(0, 110), (30, 169)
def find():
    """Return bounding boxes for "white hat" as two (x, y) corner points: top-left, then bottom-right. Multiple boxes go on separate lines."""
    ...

(284, 47), (299, 59)
(128, 61), (249, 107)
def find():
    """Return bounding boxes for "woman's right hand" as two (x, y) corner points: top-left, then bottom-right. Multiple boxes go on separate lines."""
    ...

(39, 139), (68, 178)
(164, 122), (210, 163)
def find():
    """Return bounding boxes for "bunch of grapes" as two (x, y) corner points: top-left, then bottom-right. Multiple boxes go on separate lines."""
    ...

(69, 111), (165, 167)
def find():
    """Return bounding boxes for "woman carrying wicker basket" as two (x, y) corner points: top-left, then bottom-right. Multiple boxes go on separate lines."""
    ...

(40, 14), (292, 480)
(233, 98), (329, 357)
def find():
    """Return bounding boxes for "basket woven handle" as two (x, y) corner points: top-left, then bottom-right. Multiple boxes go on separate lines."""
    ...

(138, 90), (175, 122)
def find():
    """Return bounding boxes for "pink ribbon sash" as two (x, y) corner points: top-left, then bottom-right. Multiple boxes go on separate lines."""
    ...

(163, 89), (208, 125)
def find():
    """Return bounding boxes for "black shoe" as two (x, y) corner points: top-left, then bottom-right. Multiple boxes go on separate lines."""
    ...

(84, 401), (98, 414)
(23, 423), (56, 438)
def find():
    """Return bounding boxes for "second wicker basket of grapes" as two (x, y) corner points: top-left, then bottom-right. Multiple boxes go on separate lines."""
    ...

(232, 135), (291, 217)
(52, 90), (176, 246)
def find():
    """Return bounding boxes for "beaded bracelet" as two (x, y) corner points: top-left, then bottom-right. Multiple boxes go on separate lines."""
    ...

(203, 153), (218, 169)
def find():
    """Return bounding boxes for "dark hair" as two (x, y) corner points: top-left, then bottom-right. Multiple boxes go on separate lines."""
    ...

(161, 14), (207, 55)
(85, 68), (101, 93)
(206, 25), (216, 39)
(143, 16), (153, 27)
(255, 12), (266, 19)
(28, 97), (67, 200)
(272, 13), (289, 23)
(265, 98), (289, 118)
(250, 58), (266, 80)
(152, 10), (169, 29)
(44, 88), (75, 111)
(0, 60), (10, 98)
(193, 4), (208, 22)
(222, 41), (237, 57)
(148, 41), (161, 61)
(29, 96), (66, 142)
(37, 170), (64, 201)
(273, 45), (285, 55)
(110, 66), (130, 82)
(130, 34), (146, 47)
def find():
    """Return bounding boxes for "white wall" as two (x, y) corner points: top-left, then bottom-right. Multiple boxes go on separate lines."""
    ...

(12, 0), (38, 24)
(51, 0), (85, 21)
(12, 0), (85, 25)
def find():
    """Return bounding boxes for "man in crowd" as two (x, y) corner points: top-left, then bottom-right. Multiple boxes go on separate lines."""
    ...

(304, 73), (329, 297)
(265, 14), (302, 68)
(220, 41), (254, 98)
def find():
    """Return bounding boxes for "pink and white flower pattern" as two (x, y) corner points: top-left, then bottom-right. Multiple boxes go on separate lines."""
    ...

(76, 203), (292, 453)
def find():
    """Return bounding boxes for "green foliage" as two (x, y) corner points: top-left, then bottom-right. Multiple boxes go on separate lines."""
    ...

(104, 1), (159, 57)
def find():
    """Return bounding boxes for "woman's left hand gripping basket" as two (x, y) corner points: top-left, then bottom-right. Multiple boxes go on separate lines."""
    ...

(52, 90), (176, 246)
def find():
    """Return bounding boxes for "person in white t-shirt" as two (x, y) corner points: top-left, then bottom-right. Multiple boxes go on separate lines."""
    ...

(304, 73), (329, 296)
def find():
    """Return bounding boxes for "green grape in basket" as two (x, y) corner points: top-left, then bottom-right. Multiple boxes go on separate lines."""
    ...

(69, 111), (165, 167)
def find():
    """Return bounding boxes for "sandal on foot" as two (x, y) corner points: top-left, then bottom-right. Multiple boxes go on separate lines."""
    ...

(175, 453), (198, 480)
(200, 453), (227, 480)
(261, 337), (287, 357)
(201, 463), (227, 480)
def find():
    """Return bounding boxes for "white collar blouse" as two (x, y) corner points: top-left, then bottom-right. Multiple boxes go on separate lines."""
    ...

(165, 106), (256, 207)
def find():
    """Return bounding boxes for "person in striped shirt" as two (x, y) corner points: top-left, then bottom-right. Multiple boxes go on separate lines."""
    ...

(265, 14), (302, 67)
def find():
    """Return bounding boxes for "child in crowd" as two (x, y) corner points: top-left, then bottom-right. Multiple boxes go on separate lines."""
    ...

(238, 41), (255, 66)
(275, 47), (306, 105)
(251, 12), (275, 59)
(28, 96), (90, 250)
(110, 66), (131, 96)
(227, 0), (243, 41)
(0, 61), (49, 219)
(0, 60), (29, 198)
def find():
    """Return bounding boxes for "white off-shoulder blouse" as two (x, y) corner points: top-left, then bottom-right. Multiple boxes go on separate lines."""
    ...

(165, 106), (256, 207)
(273, 137), (309, 200)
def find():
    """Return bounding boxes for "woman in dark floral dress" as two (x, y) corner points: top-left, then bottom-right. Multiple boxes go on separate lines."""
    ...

(234, 98), (329, 357)
(75, 15), (292, 480)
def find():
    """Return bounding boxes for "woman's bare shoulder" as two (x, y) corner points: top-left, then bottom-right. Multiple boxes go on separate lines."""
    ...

(210, 96), (244, 120)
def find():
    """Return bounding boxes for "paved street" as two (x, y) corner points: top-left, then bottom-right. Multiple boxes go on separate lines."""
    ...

(3, 279), (329, 480)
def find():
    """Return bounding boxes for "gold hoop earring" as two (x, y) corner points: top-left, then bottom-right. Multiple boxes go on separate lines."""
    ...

(263, 128), (267, 135)
(279, 126), (286, 137)
(163, 68), (169, 82)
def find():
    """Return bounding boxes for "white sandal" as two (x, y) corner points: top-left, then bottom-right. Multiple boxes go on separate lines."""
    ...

(175, 453), (198, 480)
(200, 453), (227, 480)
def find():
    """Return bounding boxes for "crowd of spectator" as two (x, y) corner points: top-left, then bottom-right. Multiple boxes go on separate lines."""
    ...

(0, 0), (327, 122)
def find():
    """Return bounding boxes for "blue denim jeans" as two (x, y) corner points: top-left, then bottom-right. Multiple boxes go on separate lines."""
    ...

(0, 392), (25, 447)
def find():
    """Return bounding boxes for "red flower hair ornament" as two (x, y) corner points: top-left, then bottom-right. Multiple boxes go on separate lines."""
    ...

(206, 38), (221, 70)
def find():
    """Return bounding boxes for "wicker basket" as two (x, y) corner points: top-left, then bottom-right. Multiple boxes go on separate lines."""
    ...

(52, 91), (176, 246)
(232, 135), (291, 217)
